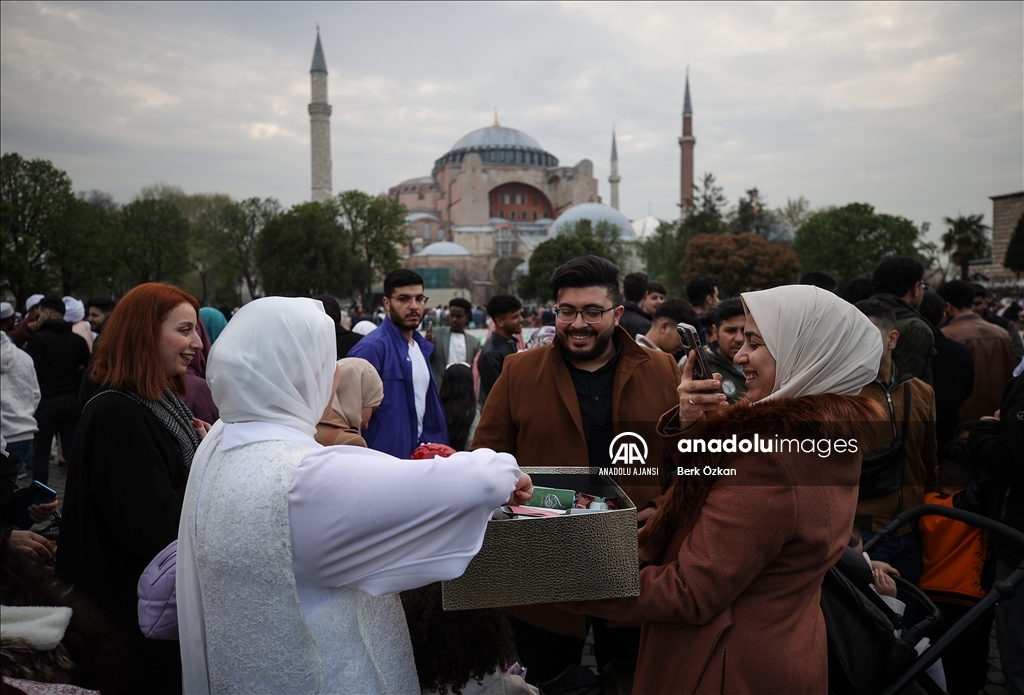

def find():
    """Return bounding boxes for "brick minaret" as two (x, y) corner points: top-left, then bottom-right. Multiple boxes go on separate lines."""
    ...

(309, 30), (333, 203)
(609, 127), (621, 210)
(679, 69), (695, 216)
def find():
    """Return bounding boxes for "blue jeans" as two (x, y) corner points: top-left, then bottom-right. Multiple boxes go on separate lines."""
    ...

(859, 528), (923, 624)
(5, 439), (33, 475)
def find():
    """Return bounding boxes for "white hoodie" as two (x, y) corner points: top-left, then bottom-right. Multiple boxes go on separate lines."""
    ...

(0, 331), (41, 442)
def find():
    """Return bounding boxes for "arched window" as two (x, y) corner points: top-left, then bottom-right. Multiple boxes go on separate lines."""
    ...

(425, 223), (432, 240)
(533, 211), (538, 221)
(510, 211), (517, 220)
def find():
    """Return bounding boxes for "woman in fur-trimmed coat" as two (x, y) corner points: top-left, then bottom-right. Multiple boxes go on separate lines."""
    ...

(568, 285), (887, 694)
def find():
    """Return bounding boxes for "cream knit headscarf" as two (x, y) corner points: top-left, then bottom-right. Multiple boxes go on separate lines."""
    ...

(740, 285), (882, 402)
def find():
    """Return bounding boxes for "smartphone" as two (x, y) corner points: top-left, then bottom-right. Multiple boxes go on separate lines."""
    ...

(676, 322), (714, 383)
(12, 480), (58, 530)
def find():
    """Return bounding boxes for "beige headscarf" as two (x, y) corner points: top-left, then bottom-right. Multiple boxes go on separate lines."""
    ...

(316, 357), (385, 446)
(740, 285), (882, 402)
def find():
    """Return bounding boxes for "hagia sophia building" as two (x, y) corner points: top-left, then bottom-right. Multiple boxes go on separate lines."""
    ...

(308, 32), (695, 304)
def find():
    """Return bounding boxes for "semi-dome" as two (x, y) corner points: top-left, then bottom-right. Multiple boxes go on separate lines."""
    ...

(551, 202), (636, 240)
(434, 123), (558, 171)
(412, 241), (471, 257)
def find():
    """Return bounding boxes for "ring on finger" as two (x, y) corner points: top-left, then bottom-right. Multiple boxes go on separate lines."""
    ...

(687, 393), (696, 406)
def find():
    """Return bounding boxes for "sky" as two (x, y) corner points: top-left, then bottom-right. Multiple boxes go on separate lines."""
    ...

(1, 1), (1021, 244)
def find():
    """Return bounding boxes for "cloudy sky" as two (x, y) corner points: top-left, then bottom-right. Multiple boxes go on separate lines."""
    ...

(2, 1), (1021, 242)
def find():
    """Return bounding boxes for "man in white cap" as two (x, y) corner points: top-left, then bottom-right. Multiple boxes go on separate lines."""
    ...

(0, 302), (15, 338)
(8, 295), (45, 346)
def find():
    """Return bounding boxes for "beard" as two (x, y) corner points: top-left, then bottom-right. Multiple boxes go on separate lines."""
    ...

(388, 304), (420, 329)
(555, 322), (616, 363)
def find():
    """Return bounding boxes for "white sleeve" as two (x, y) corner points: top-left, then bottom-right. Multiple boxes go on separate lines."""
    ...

(288, 446), (519, 596)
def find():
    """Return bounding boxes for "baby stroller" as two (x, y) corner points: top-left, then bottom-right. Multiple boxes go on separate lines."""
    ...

(823, 504), (1024, 695)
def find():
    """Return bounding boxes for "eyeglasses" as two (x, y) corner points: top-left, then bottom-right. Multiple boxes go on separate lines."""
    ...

(388, 294), (429, 306)
(919, 281), (929, 290)
(554, 306), (615, 324)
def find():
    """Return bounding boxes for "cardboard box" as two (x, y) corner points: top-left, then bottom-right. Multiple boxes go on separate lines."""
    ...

(442, 467), (640, 610)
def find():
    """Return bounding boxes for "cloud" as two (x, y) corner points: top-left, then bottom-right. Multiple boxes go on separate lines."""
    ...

(0, 0), (1020, 243)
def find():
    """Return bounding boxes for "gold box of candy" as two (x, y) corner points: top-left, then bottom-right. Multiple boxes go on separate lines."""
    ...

(442, 467), (640, 610)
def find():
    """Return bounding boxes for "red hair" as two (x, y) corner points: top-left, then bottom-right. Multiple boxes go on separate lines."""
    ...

(91, 283), (200, 401)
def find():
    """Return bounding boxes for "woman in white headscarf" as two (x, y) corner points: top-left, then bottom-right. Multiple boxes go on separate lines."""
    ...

(177, 296), (532, 694)
(567, 285), (886, 694)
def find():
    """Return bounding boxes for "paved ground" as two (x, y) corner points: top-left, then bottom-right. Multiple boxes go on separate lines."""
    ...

(28, 447), (1011, 694)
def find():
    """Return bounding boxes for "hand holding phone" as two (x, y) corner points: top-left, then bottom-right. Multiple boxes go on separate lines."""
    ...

(675, 322), (727, 428)
(13, 481), (58, 530)
(676, 323), (713, 382)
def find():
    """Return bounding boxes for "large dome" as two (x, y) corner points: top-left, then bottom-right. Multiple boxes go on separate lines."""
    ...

(551, 202), (636, 240)
(451, 126), (543, 151)
(434, 123), (558, 171)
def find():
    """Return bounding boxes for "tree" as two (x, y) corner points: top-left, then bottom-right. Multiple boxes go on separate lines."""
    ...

(518, 234), (612, 301)
(777, 196), (813, 234)
(793, 203), (921, 286)
(641, 220), (686, 296)
(681, 172), (728, 240)
(1005, 213), (1024, 279)
(255, 202), (352, 297)
(941, 213), (991, 282)
(0, 153), (75, 306)
(728, 187), (787, 242)
(199, 197), (280, 304)
(46, 194), (123, 297)
(119, 198), (194, 285)
(491, 256), (524, 295)
(333, 190), (408, 302)
(681, 233), (801, 298)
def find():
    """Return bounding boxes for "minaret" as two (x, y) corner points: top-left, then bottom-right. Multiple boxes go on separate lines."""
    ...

(609, 127), (621, 211)
(679, 68), (695, 216)
(309, 30), (333, 203)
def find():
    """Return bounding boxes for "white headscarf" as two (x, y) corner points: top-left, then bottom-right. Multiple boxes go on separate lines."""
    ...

(62, 296), (85, 323)
(740, 285), (882, 402)
(207, 297), (335, 437)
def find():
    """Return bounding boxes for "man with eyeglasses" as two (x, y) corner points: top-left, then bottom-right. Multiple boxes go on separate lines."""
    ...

(473, 255), (681, 686)
(348, 269), (448, 458)
(870, 256), (935, 384)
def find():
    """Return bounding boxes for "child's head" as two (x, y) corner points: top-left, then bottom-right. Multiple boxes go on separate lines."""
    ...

(937, 440), (974, 491)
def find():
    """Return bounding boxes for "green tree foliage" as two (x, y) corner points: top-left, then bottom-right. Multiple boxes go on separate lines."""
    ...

(48, 193), (123, 297)
(777, 196), (813, 234)
(682, 172), (728, 241)
(518, 231), (612, 301)
(681, 233), (801, 298)
(641, 220), (687, 296)
(728, 187), (788, 242)
(119, 198), (194, 285)
(0, 153), (75, 306)
(333, 190), (408, 302)
(793, 203), (921, 286)
(941, 213), (991, 282)
(1005, 214), (1024, 278)
(256, 202), (352, 297)
(491, 256), (524, 295)
(196, 197), (280, 304)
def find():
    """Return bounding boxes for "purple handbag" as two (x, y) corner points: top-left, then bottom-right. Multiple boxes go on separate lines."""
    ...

(137, 539), (178, 640)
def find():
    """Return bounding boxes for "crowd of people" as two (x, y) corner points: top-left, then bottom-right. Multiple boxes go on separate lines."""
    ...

(0, 253), (1021, 695)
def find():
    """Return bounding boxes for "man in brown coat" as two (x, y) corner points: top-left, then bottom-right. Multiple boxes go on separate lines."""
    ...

(938, 281), (1016, 422)
(854, 300), (938, 596)
(473, 256), (681, 685)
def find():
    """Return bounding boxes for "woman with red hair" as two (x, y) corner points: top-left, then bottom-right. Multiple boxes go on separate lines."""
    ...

(57, 282), (208, 693)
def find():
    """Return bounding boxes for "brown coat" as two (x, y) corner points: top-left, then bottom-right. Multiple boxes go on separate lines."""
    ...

(941, 312), (1016, 421)
(569, 394), (882, 694)
(856, 359), (938, 531)
(472, 326), (681, 636)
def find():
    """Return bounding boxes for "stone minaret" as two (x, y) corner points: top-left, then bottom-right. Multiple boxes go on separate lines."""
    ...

(609, 127), (621, 211)
(309, 30), (333, 203)
(679, 69), (695, 216)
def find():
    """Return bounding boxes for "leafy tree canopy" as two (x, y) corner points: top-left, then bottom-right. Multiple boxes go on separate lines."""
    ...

(1005, 213), (1024, 277)
(256, 202), (352, 297)
(491, 256), (524, 295)
(119, 198), (194, 286)
(793, 203), (922, 287)
(518, 225), (616, 301)
(942, 213), (991, 282)
(333, 190), (408, 302)
(681, 232), (801, 298)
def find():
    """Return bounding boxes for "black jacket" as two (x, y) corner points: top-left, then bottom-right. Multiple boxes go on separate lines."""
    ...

(962, 373), (1024, 565)
(931, 330), (975, 449)
(618, 302), (652, 339)
(24, 320), (89, 398)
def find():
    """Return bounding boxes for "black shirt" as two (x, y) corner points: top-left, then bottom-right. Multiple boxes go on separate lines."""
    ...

(24, 320), (90, 398)
(565, 338), (620, 468)
(479, 332), (518, 405)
